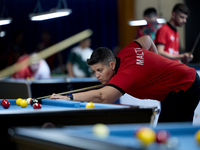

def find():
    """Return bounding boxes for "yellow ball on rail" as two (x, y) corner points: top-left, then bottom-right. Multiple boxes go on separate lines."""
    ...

(86, 102), (95, 108)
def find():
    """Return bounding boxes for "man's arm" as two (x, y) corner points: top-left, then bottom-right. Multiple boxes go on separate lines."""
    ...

(135, 35), (158, 54)
(50, 86), (123, 104)
(156, 44), (193, 63)
(156, 44), (184, 60)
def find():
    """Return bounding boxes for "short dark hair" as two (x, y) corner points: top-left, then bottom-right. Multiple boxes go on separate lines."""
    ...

(143, 8), (157, 18)
(172, 3), (190, 15)
(87, 47), (116, 66)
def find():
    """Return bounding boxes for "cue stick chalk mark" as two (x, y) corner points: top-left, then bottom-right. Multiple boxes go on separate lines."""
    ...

(0, 29), (93, 78)
(36, 84), (104, 100)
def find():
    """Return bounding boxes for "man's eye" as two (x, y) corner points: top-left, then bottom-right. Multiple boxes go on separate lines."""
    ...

(97, 69), (102, 73)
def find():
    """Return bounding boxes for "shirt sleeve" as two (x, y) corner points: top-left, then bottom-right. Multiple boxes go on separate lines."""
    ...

(155, 27), (167, 45)
(107, 69), (137, 95)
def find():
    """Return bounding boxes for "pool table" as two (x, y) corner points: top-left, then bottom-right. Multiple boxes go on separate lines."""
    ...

(10, 123), (200, 150)
(0, 99), (158, 149)
(0, 99), (158, 126)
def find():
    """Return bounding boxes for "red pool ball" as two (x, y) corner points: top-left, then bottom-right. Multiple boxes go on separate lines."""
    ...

(1, 99), (10, 109)
(156, 130), (170, 143)
(33, 103), (41, 109)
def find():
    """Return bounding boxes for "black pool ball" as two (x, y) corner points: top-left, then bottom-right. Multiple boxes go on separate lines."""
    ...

(30, 99), (38, 106)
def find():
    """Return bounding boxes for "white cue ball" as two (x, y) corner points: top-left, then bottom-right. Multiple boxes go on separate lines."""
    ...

(92, 123), (110, 138)
(166, 137), (179, 148)
(26, 98), (32, 105)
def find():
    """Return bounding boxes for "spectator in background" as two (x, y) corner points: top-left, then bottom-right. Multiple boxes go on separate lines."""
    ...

(36, 30), (55, 70)
(66, 38), (93, 77)
(155, 3), (193, 64)
(12, 53), (51, 79)
(7, 30), (27, 66)
(135, 7), (161, 42)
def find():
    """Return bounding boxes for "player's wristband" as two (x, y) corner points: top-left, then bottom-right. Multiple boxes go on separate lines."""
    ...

(67, 94), (73, 100)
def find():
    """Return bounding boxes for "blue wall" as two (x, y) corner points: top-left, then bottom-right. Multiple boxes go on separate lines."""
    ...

(0, 0), (119, 68)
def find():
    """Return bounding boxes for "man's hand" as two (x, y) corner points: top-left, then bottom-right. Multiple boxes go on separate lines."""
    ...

(181, 52), (193, 64)
(50, 93), (69, 99)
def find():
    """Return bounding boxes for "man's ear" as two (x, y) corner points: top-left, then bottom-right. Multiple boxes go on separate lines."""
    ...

(110, 61), (115, 70)
(172, 12), (176, 19)
(144, 16), (148, 20)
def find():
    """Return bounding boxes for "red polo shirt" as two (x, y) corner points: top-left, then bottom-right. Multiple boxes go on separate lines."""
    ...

(12, 55), (34, 79)
(155, 23), (179, 62)
(108, 41), (196, 101)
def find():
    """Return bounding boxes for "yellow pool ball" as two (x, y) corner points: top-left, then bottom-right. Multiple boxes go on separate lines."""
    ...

(136, 127), (156, 146)
(86, 102), (95, 108)
(93, 123), (110, 138)
(16, 98), (23, 106)
(195, 129), (200, 144)
(20, 99), (28, 108)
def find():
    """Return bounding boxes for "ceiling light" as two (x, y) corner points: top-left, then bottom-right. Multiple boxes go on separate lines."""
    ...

(29, 0), (72, 21)
(0, 30), (6, 37)
(0, 18), (12, 26)
(129, 20), (147, 26)
(128, 18), (166, 26)
(30, 8), (71, 21)
(157, 18), (166, 24)
(0, 1), (12, 26)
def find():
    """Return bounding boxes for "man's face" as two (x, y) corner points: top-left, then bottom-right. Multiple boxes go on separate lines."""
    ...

(173, 11), (188, 27)
(145, 16), (157, 23)
(30, 62), (40, 73)
(90, 62), (115, 85)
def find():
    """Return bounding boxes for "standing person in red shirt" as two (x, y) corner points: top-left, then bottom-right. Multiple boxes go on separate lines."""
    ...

(155, 3), (193, 64)
(50, 35), (200, 123)
(12, 53), (51, 79)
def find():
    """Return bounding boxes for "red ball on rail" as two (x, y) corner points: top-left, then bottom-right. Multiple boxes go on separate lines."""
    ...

(1, 99), (10, 109)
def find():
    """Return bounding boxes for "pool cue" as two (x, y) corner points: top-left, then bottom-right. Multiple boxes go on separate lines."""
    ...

(36, 84), (104, 100)
(0, 29), (93, 78)
(191, 32), (200, 54)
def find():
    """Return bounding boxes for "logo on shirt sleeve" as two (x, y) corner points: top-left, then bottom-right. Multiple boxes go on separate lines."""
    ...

(170, 35), (175, 42)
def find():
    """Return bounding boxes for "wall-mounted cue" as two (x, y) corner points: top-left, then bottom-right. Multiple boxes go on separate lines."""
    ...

(0, 29), (93, 78)
(36, 84), (104, 100)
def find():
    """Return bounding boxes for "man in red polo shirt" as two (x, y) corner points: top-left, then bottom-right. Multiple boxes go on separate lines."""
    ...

(51, 35), (200, 122)
(12, 54), (51, 79)
(155, 3), (193, 64)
